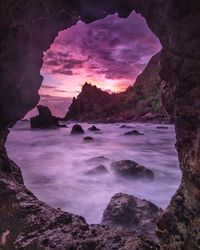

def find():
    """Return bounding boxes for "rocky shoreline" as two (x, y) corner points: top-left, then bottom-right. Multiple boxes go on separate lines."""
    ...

(0, 142), (161, 249)
(1, 122), (166, 249)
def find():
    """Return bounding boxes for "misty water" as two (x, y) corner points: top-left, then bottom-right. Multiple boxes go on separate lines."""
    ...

(6, 121), (181, 224)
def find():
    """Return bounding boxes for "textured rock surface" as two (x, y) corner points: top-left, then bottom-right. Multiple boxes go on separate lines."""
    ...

(30, 105), (59, 128)
(71, 124), (85, 134)
(111, 160), (154, 181)
(65, 53), (171, 123)
(102, 193), (163, 241)
(0, 0), (200, 249)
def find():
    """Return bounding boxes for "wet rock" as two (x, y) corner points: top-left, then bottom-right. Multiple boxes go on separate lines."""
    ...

(30, 105), (59, 129)
(119, 125), (134, 129)
(71, 124), (85, 135)
(156, 126), (168, 129)
(94, 131), (102, 134)
(102, 193), (163, 241)
(124, 130), (144, 136)
(86, 156), (109, 165)
(88, 125), (100, 131)
(59, 124), (68, 128)
(86, 165), (108, 175)
(111, 160), (154, 181)
(83, 136), (94, 141)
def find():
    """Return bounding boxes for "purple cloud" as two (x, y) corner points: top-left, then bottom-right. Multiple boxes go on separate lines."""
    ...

(42, 12), (161, 88)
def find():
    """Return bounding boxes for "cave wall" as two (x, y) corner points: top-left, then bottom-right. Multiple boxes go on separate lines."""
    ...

(0, 0), (200, 249)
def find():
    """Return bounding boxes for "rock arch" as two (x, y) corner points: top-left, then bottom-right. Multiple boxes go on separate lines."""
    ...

(0, 1), (200, 249)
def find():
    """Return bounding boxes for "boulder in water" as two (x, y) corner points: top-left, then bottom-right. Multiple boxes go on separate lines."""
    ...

(88, 125), (101, 131)
(59, 124), (68, 128)
(156, 126), (168, 129)
(124, 130), (144, 136)
(101, 193), (163, 241)
(71, 124), (85, 134)
(86, 156), (109, 165)
(30, 105), (59, 129)
(111, 160), (154, 181)
(119, 125), (134, 129)
(83, 136), (94, 141)
(86, 165), (108, 175)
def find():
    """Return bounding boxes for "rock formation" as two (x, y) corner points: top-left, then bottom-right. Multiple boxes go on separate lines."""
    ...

(65, 82), (113, 122)
(83, 136), (94, 141)
(120, 125), (134, 129)
(102, 193), (163, 241)
(111, 160), (154, 181)
(71, 124), (85, 134)
(88, 125), (101, 131)
(0, 1), (200, 249)
(86, 156), (109, 165)
(123, 130), (144, 136)
(86, 165), (108, 175)
(30, 105), (60, 128)
(64, 52), (173, 123)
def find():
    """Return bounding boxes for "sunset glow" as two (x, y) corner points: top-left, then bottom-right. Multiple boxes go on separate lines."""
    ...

(37, 12), (161, 116)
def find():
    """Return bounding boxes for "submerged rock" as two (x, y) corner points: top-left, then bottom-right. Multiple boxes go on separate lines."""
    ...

(59, 123), (68, 128)
(71, 124), (85, 134)
(83, 136), (94, 141)
(88, 125), (101, 131)
(111, 160), (154, 181)
(30, 105), (59, 129)
(124, 130), (144, 136)
(102, 193), (163, 241)
(156, 126), (168, 129)
(119, 125), (134, 129)
(86, 165), (108, 175)
(86, 156), (109, 165)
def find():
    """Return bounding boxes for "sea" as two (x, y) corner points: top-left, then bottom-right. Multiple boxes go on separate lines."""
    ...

(6, 121), (181, 224)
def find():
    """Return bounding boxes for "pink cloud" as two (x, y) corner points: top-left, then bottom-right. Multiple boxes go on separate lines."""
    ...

(40, 12), (161, 97)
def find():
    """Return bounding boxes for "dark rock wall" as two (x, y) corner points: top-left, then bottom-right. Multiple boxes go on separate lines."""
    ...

(0, 1), (79, 129)
(157, 45), (200, 249)
(0, 0), (200, 249)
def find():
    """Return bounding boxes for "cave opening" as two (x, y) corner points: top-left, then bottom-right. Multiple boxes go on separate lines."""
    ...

(30, 12), (162, 118)
(6, 11), (181, 226)
(2, 1), (198, 248)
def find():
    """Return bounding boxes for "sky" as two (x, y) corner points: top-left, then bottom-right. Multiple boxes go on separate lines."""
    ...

(34, 11), (161, 117)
